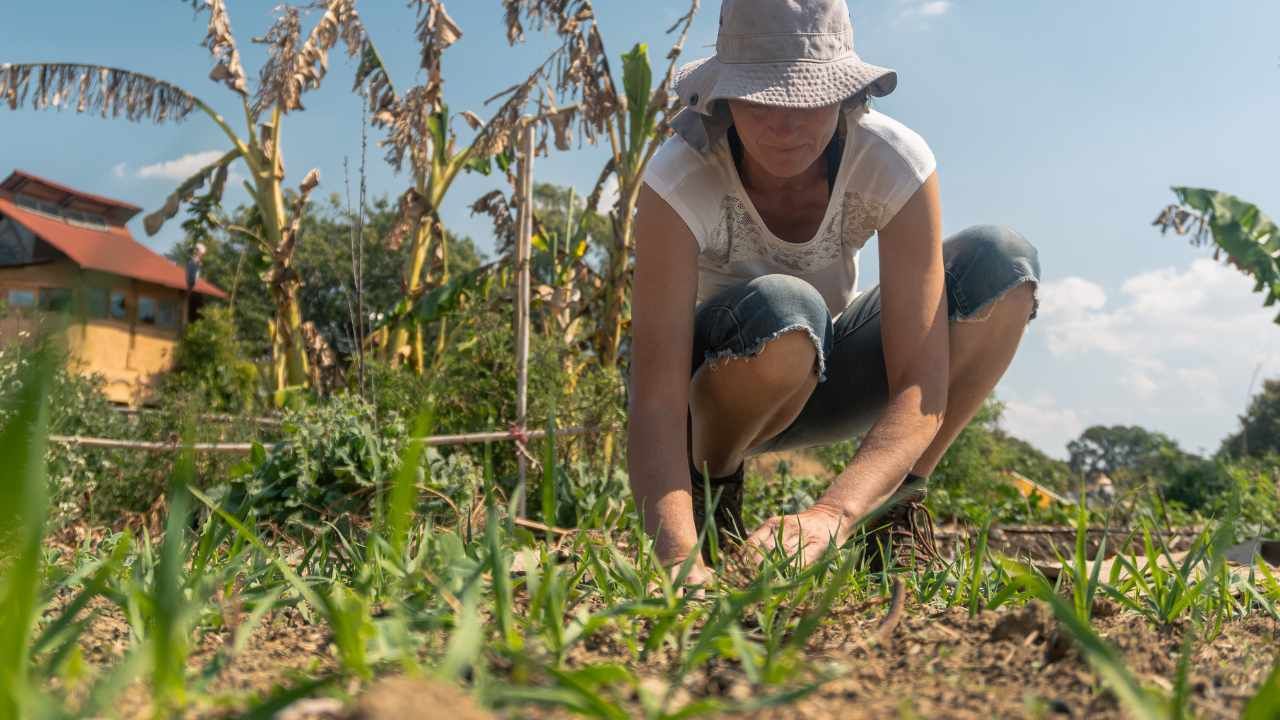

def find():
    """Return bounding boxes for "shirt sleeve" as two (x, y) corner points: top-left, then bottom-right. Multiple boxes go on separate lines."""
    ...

(856, 113), (937, 229)
(640, 135), (710, 253)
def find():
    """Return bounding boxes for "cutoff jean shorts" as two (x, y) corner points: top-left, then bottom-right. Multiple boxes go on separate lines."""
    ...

(685, 224), (1042, 457)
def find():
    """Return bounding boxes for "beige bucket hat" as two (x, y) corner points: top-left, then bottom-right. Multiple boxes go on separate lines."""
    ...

(671, 0), (898, 151)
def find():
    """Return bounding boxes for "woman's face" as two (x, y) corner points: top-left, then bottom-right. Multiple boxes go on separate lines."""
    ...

(727, 100), (841, 180)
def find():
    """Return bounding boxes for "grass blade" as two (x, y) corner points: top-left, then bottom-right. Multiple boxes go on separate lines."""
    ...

(1001, 558), (1165, 720)
(1244, 659), (1280, 720)
(0, 346), (53, 720)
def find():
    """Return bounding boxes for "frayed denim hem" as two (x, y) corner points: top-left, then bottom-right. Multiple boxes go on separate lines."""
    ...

(954, 275), (1040, 325)
(702, 323), (829, 384)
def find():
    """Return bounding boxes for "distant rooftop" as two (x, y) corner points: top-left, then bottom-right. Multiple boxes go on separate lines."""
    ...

(0, 170), (225, 298)
(0, 170), (142, 227)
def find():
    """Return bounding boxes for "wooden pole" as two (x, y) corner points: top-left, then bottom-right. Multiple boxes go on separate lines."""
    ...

(47, 424), (614, 455)
(514, 119), (535, 518)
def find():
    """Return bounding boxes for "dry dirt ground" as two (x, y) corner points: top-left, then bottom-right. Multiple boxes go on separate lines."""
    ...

(45, 566), (1279, 719)
(41, 453), (1279, 719)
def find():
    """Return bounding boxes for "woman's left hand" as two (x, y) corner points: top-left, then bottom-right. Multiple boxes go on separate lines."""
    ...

(744, 503), (851, 568)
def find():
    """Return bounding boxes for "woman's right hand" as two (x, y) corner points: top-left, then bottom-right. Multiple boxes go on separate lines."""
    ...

(652, 556), (717, 599)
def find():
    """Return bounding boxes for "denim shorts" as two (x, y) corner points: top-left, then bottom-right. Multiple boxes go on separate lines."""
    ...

(686, 224), (1042, 457)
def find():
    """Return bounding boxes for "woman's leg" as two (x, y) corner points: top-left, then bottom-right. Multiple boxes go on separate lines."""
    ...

(747, 224), (1042, 466)
(690, 330), (818, 477)
(908, 281), (1035, 476)
(687, 274), (833, 478)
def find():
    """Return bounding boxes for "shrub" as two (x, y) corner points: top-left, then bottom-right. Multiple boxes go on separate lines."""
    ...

(1200, 455), (1280, 537)
(165, 305), (261, 413)
(369, 293), (626, 498)
(221, 394), (482, 528)
(743, 466), (828, 529)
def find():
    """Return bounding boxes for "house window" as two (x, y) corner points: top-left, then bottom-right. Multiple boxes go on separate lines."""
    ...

(156, 300), (180, 329)
(138, 296), (158, 325)
(109, 290), (128, 321)
(6, 289), (35, 308)
(84, 287), (109, 319)
(0, 218), (36, 266)
(38, 287), (72, 312)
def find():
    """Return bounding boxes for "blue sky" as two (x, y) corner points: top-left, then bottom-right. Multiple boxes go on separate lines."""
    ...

(3, 1), (1279, 460)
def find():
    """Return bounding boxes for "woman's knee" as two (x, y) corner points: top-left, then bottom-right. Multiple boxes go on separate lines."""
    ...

(702, 326), (819, 390)
(947, 225), (1042, 322)
(744, 273), (828, 312)
(695, 273), (832, 381)
(954, 225), (1040, 275)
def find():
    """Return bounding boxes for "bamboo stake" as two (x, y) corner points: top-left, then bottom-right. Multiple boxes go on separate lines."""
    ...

(514, 119), (536, 518)
(49, 436), (256, 454)
(48, 424), (617, 455)
(108, 406), (283, 426)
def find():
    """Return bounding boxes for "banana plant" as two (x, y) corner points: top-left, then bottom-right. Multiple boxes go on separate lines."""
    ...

(528, 192), (612, 433)
(502, 0), (701, 370)
(1154, 188), (1280, 323)
(355, 0), (578, 373)
(0, 0), (373, 401)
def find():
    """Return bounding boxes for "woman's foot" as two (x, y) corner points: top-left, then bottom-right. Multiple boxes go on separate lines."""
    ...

(690, 457), (746, 564)
(864, 476), (941, 572)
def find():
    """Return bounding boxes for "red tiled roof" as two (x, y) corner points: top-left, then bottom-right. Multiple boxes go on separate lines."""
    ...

(0, 194), (227, 298)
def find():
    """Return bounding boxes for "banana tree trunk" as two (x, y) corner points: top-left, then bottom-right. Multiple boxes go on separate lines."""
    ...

(392, 216), (435, 369)
(598, 178), (642, 368)
(256, 135), (310, 392)
(271, 277), (309, 387)
(431, 233), (451, 367)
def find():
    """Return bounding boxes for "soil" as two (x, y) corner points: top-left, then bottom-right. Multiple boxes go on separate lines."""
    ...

(39, 495), (1278, 720)
(749, 449), (834, 485)
(46, 573), (1279, 719)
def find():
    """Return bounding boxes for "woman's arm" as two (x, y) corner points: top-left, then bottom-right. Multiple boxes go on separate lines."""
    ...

(815, 170), (948, 523)
(628, 184), (704, 568)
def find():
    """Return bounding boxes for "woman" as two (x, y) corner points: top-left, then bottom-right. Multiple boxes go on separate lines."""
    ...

(627, 0), (1041, 585)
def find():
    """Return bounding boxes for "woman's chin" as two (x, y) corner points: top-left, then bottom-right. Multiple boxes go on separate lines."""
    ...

(761, 157), (817, 180)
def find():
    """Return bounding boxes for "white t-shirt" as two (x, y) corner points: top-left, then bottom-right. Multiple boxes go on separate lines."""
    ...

(641, 104), (936, 320)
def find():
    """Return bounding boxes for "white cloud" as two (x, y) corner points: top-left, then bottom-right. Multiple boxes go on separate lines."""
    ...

(1001, 395), (1085, 460)
(896, 0), (952, 22)
(134, 150), (225, 181)
(1039, 260), (1277, 366)
(111, 162), (128, 180)
(1037, 276), (1106, 320)
(595, 174), (620, 214)
(1026, 259), (1280, 451)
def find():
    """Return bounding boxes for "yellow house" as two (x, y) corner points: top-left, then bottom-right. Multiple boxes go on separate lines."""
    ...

(0, 170), (226, 404)
(999, 469), (1070, 508)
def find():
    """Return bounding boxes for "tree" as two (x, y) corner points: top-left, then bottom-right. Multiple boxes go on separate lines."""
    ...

(175, 195), (483, 368)
(0, 0), (375, 401)
(1148, 445), (1230, 512)
(1066, 425), (1179, 479)
(354, 0), (605, 372)
(503, 0), (702, 370)
(1219, 377), (1280, 460)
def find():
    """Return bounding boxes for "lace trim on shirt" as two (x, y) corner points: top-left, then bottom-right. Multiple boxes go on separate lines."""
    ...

(703, 192), (887, 273)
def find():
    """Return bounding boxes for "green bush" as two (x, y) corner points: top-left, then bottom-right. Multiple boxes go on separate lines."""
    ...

(811, 438), (859, 475)
(221, 394), (482, 528)
(223, 394), (403, 524)
(1, 342), (126, 526)
(368, 292), (626, 497)
(743, 465), (828, 529)
(165, 305), (261, 413)
(1200, 455), (1280, 536)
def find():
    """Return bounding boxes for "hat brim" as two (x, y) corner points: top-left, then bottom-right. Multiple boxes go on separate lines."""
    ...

(674, 54), (897, 116)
